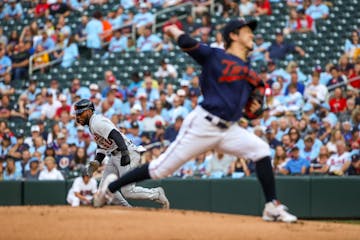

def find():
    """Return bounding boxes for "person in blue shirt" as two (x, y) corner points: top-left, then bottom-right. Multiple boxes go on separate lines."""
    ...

(4, 0), (23, 20)
(305, 0), (329, 20)
(58, 35), (79, 68)
(136, 27), (163, 52)
(85, 11), (103, 53)
(34, 31), (56, 51)
(3, 156), (22, 181)
(108, 30), (128, 53)
(133, 3), (155, 30)
(251, 34), (271, 62)
(300, 135), (320, 162)
(280, 146), (310, 175)
(265, 31), (305, 62)
(0, 48), (12, 78)
(97, 19), (297, 222)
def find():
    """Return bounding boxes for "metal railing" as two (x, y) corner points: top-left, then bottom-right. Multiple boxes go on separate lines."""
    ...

(327, 75), (360, 92)
(28, 1), (217, 76)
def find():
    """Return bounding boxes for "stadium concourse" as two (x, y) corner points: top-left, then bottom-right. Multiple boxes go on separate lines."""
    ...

(0, 0), (359, 183)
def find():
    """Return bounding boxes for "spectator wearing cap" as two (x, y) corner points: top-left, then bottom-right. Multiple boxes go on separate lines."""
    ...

(89, 83), (100, 98)
(154, 59), (178, 80)
(108, 29), (128, 53)
(54, 94), (71, 120)
(85, 11), (103, 54)
(53, 132), (67, 153)
(295, 8), (315, 33)
(265, 127), (282, 150)
(326, 66), (346, 92)
(280, 146), (310, 175)
(142, 103), (166, 133)
(177, 87), (192, 111)
(0, 134), (12, 160)
(8, 132), (29, 161)
(304, 71), (328, 105)
(254, 0), (272, 16)
(137, 74), (160, 102)
(305, 0), (329, 20)
(127, 72), (142, 93)
(121, 91), (138, 116)
(169, 94), (189, 124)
(23, 157), (41, 180)
(133, 3), (155, 31)
(38, 156), (64, 180)
(265, 31), (305, 62)
(136, 27), (162, 52)
(66, 169), (97, 207)
(24, 125), (41, 149)
(251, 34), (271, 62)
(101, 73), (118, 97)
(164, 115), (184, 142)
(125, 121), (142, 146)
(300, 135), (320, 162)
(3, 156), (22, 180)
(47, 0), (70, 17)
(81, 132), (96, 161)
(41, 92), (61, 120)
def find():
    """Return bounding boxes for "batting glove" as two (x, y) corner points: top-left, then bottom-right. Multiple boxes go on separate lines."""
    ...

(120, 150), (131, 166)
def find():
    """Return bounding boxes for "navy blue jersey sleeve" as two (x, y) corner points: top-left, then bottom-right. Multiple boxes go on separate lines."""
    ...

(178, 34), (212, 66)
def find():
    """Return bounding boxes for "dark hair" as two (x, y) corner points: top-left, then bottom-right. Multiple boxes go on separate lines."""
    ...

(224, 28), (240, 49)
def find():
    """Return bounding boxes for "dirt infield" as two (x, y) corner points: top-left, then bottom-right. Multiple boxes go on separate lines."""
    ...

(0, 206), (359, 240)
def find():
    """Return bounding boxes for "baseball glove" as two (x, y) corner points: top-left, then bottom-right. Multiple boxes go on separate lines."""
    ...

(243, 83), (265, 120)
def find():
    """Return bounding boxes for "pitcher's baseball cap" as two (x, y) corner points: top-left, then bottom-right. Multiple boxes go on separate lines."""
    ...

(223, 19), (257, 44)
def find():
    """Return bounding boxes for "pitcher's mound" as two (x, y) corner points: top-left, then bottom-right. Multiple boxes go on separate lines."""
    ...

(0, 206), (358, 240)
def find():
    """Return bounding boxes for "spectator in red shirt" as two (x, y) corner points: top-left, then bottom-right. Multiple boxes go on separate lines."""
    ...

(348, 61), (360, 89)
(295, 8), (315, 33)
(329, 88), (347, 113)
(33, 0), (49, 18)
(162, 14), (183, 33)
(255, 0), (272, 16)
(54, 94), (71, 120)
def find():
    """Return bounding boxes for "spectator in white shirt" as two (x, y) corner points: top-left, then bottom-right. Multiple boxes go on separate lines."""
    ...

(154, 59), (178, 80)
(239, 0), (256, 17)
(41, 92), (61, 120)
(38, 156), (64, 180)
(304, 71), (328, 105)
(66, 169), (97, 207)
(210, 31), (225, 49)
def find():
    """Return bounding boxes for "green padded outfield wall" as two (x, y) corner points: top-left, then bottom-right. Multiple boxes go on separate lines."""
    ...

(0, 181), (22, 205)
(310, 176), (360, 218)
(23, 181), (67, 205)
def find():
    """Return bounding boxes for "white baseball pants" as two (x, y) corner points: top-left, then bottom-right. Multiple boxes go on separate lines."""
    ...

(149, 106), (271, 179)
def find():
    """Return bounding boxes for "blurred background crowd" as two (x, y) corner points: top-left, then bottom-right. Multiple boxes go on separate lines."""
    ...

(0, 0), (359, 182)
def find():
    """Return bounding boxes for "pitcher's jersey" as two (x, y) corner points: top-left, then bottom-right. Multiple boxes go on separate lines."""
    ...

(88, 114), (141, 152)
(183, 42), (262, 122)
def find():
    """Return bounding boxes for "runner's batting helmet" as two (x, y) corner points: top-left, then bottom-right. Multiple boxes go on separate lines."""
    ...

(74, 99), (95, 115)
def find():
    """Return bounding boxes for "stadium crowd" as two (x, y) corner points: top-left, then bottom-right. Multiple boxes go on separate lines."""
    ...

(0, 0), (359, 182)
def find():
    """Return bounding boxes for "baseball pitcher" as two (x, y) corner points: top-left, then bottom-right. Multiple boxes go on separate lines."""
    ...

(92, 19), (297, 223)
(74, 99), (169, 208)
